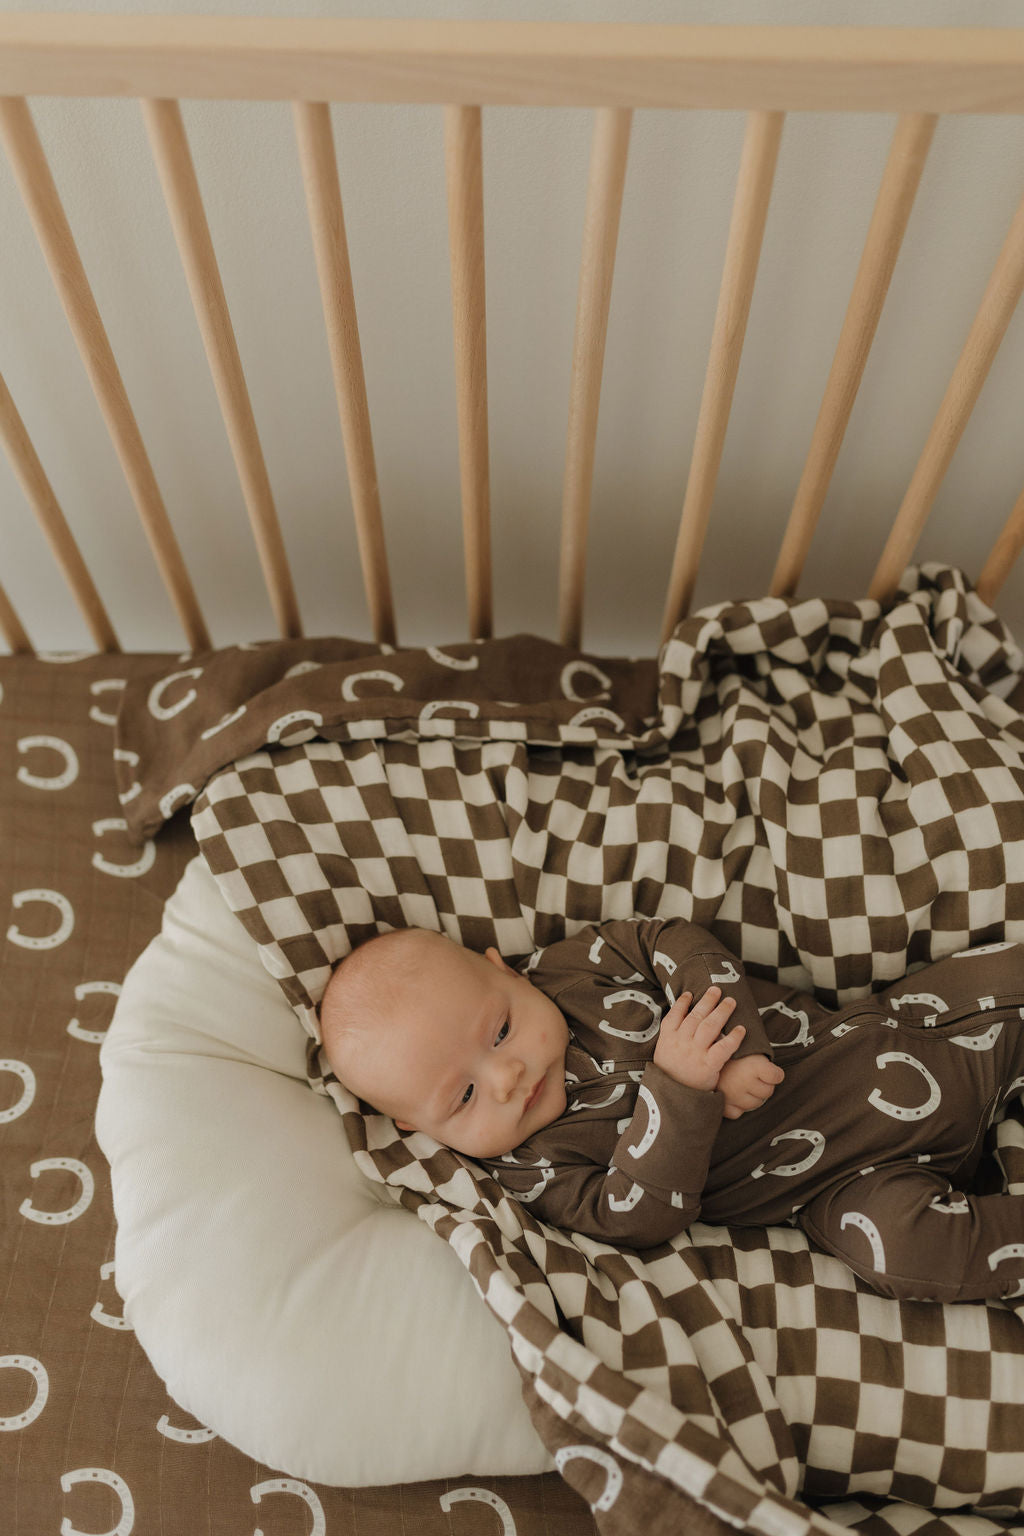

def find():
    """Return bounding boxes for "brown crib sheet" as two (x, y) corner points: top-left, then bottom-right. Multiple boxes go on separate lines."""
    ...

(107, 564), (1024, 1536)
(0, 653), (600, 1536)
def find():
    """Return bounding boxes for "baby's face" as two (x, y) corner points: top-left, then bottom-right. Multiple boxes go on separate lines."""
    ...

(354, 940), (570, 1159)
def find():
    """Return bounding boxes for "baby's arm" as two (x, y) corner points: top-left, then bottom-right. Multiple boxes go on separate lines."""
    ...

(497, 989), (741, 1248)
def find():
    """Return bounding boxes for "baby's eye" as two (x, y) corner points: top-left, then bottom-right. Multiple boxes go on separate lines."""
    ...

(460, 1084), (474, 1107)
(495, 1020), (509, 1045)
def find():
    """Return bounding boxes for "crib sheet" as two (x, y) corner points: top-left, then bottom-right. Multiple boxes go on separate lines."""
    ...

(0, 653), (597, 1536)
(113, 564), (1024, 1535)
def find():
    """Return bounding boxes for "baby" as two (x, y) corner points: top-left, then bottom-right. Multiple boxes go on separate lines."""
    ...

(320, 916), (1024, 1303)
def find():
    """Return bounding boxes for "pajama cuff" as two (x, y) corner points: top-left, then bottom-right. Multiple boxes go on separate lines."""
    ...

(612, 1061), (723, 1200)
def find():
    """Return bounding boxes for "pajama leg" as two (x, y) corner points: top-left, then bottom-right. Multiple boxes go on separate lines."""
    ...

(798, 1166), (1024, 1302)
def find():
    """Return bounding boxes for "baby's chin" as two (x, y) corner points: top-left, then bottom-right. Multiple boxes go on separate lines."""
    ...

(478, 1102), (565, 1161)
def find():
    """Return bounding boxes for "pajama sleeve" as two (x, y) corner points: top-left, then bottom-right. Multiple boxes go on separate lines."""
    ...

(496, 1064), (725, 1247)
(537, 916), (775, 1065)
(495, 917), (774, 1248)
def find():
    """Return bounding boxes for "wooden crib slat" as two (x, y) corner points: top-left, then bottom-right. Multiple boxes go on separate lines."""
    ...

(869, 185), (1024, 604)
(293, 101), (395, 647)
(445, 104), (492, 641)
(0, 95), (210, 651)
(977, 484), (1024, 604)
(771, 114), (937, 598)
(142, 97), (302, 641)
(559, 106), (632, 651)
(0, 579), (33, 654)
(0, 367), (119, 651)
(660, 110), (784, 643)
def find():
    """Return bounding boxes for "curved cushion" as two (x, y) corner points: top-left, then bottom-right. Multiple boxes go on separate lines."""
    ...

(96, 855), (551, 1485)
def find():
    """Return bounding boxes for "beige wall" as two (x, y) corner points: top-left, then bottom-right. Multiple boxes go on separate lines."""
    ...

(3, 0), (1024, 654)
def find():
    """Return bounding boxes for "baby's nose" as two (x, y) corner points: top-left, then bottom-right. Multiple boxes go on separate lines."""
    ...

(494, 1058), (525, 1101)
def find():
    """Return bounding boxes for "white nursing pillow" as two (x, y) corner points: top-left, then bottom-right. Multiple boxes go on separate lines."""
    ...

(95, 855), (551, 1485)
(97, 854), (1024, 1501)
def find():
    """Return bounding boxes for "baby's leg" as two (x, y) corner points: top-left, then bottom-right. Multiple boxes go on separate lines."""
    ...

(798, 1166), (1024, 1302)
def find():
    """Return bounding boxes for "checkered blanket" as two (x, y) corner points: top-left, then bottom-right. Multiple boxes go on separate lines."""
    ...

(119, 565), (1024, 1535)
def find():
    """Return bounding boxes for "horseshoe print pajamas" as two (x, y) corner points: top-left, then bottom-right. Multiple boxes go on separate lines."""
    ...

(482, 919), (1024, 1302)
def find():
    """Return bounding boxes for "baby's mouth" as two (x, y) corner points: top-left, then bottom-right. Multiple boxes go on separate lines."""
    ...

(523, 1074), (544, 1114)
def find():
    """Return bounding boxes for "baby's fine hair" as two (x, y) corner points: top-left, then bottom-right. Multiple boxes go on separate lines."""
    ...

(319, 927), (449, 1068)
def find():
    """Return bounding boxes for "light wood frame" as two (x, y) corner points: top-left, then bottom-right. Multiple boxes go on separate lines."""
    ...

(1, 18), (1024, 652)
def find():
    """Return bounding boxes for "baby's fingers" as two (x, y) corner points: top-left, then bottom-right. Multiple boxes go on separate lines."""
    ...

(709, 1022), (745, 1064)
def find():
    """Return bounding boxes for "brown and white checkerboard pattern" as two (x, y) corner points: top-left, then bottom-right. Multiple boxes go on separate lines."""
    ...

(187, 567), (1024, 1535)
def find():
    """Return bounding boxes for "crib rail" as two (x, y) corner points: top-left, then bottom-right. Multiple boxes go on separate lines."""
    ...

(1, 18), (1024, 652)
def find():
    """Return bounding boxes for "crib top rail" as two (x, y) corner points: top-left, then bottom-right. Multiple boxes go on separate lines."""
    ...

(2, 18), (1024, 112)
(2, 18), (1024, 655)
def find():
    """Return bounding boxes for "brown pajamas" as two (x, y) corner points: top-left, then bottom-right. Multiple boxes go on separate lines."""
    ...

(481, 919), (1024, 1302)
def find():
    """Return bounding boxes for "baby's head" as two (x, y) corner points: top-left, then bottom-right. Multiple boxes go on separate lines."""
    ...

(320, 928), (569, 1159)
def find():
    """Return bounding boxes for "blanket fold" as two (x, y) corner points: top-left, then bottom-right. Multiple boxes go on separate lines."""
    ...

(116, 565), (1024, 1535)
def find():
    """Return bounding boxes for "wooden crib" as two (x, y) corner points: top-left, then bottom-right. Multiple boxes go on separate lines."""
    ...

(3, 19), (1024, 1536)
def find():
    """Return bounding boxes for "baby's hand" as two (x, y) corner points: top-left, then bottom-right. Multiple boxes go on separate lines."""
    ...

(652, 988), (744, 1093)
(717, 1054), (785, 1119)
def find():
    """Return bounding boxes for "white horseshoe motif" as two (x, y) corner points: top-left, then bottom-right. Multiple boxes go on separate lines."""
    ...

(266, 710), (323, 745)
(502, 1166), (554, 1202)
(588, 934), (605, 964)
(553, 1446), (623, 1512)
(16, 735), (79, 790)
(427, 646), (480, 672)
(952, 942), (1017, 957)
(341, 669), (403, 701)
(200, 704), (247, 739)
(147, 668), (203, 720)
(1002, 1076), (1024, 1103)
(890, 992), (947, 1027)
(157, 1413), (216, 1443)
(566, 706), (625, 732)
(68, 981), (122, 1044)
(39, 650), (91, 663)
(709, 960), (740, 985)
(570, 1082), (625, 1112)
(989, 1243), (1024, 1271)
(91, 1262), (132, 1331)
(750, 1129), (825, 1180)
(158, 784), (197, 820)
(950, 1022), (1004, 1051)
(929, 1191), (970, 1215)
(60, 1468), (134, 1536)
(607, 1180), (644, 1212)
(627, 1084), (660, 1158)
(0, 1355), (48, 1430)
(88, 678), (126, 727)
(418, 699), (480, 725)
(250, 1478), (326, 1536)
(599, 990), (660, 1043)
(762, 1001), (813, 1048)
(114, 748), (141, 804)
(7, 889), (75, 949)
(0, 1060), (36, 1123)
(283, 660), (322, 678)
(839, 1211), (887, 1272)
(868, 1052), (942, 1122)
(439, 1488), (515, 1533)
(20, 1157), (94, 1225)
(653, 948), (677, 976)
(560, 659), (612, 703)
(92, 820), (157, 879)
